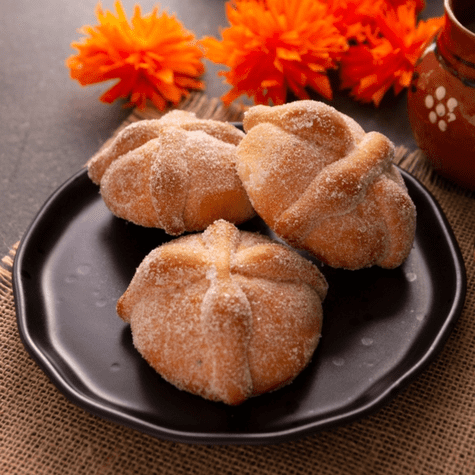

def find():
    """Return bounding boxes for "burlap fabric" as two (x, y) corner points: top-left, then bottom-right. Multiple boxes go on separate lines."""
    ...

(2, 94), (474, 474)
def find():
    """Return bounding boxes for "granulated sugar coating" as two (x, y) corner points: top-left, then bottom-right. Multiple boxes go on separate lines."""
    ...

(117, 220), (328, 405)
(237, 101), (417, 270)
(87, 110), (254, 234)
(150, 128), (254, 235)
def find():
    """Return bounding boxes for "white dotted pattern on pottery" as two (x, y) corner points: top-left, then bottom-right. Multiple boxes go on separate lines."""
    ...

(424, 86), (458, 132)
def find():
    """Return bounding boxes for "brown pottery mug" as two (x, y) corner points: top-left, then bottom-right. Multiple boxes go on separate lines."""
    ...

(407, 0), (475, 190)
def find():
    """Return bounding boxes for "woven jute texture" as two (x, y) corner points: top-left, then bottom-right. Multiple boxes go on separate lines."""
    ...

(2, 93), (474, 475)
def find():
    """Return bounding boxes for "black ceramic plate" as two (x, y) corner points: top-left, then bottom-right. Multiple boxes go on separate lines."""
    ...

(13, 157), (466, 445)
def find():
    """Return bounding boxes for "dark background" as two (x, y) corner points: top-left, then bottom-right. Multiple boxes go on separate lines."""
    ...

(0, 0), (444, 259)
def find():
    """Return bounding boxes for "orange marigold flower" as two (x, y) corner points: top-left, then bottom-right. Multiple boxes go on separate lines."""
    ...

(66, 1), (205, 110)
(338, 1), (443, 106)
(200, 0), (348, 106)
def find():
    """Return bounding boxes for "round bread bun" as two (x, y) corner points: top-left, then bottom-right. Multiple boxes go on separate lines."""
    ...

(117, 219), (328, 405)
(87, 110), (255, 235)
(236, 101), (416, 270)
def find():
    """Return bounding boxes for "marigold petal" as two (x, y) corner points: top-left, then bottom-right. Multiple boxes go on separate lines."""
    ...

(307, 74), (333, 100)
(200, 36), (229, 63)
(276, 47), (301, 61)
(371, 85), (391, 106)
(155, 69), (175, 84)
(221, 88), (244, 106)
(150, 92), (168, 111)
(99, 77), (134, 103)
(174, 76), (205, 90)
(261, 79), (280, 88)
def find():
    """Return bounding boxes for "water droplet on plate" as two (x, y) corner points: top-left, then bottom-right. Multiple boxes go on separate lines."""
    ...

(361, 337), (373, 347)
(95, 299), (107, 308)
(110, 363), (120, 372)
(77, 264), (91, 275)
(416, 313), (425, 322)
(333, 358), (345, 367)
(405, 272), (417, 282)
(65, 275), (78, 284)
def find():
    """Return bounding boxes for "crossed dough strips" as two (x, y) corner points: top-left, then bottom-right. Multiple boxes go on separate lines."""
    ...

(87, 110), (255, 235)
(117, 220), (328, 405)
(236, 101), (417, 270)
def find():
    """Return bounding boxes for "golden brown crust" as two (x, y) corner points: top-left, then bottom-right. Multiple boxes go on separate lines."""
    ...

(243, 101), (365, 154)
(117, 220), (328, 405)
(88, 111), (254, 234)
(87, 120), (163, 185)
(236, 101), (416, 270)
(99, 139), (161, 228)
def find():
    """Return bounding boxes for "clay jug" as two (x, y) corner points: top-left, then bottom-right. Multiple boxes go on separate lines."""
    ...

(407, 0), (475, 190)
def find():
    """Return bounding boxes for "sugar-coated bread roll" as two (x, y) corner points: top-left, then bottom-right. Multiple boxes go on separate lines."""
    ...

(87, 111), (255, 235)
(117, 220), (328, 405)
(236, 101), (417, 270)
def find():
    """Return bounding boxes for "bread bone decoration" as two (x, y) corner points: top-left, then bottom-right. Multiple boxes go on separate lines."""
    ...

(117, 219), (328, 405)
(236, 101), (417, 270)
(87, 110), (255, 235)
